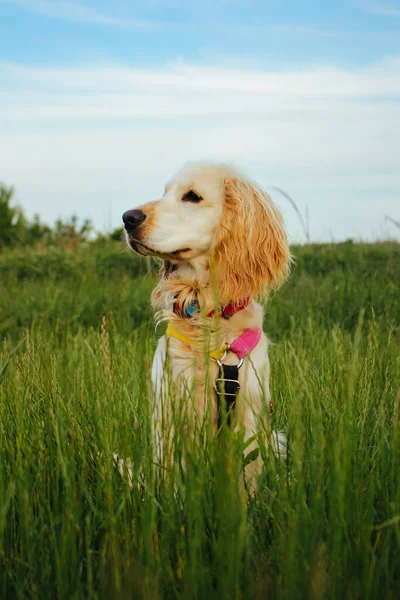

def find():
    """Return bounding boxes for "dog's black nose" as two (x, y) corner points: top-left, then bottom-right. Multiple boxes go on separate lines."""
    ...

(122, 209), (147, 232)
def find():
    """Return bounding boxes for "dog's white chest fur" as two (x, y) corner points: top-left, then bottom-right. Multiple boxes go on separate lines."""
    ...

(151, 324), (271, 428)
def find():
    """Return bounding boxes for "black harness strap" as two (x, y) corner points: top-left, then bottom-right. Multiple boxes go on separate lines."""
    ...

(215, 363), (241, 427)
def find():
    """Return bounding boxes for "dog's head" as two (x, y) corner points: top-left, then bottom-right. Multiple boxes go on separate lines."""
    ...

(123, 162), (290, 304)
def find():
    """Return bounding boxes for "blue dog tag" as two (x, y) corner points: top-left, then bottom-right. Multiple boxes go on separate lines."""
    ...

(186, 304), (196, 316)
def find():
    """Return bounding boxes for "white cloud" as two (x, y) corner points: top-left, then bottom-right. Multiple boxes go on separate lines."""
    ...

(1, 58), (399, 241)
(3, 58), (400, 99)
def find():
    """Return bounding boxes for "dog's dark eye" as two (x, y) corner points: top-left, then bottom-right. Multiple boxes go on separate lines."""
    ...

(182, 190), (203, 203)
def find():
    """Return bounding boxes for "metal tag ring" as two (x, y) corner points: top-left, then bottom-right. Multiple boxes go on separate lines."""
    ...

(215, 356), (244, 369)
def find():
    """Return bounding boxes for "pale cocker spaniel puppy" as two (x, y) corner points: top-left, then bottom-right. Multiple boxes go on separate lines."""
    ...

(123, 162), (290, 485)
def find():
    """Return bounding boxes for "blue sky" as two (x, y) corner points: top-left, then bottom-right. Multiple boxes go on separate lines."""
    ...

(1, 0), (399, 241)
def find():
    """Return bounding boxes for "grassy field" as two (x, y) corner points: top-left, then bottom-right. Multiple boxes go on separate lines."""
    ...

(0, 241), (399, 599)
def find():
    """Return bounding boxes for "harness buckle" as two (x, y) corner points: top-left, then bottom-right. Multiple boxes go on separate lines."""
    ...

(214, 378), (241, 396)
(214, 361), (242, 427)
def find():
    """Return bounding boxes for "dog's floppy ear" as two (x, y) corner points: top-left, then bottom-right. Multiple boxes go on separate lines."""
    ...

(211, 177), (290, 306)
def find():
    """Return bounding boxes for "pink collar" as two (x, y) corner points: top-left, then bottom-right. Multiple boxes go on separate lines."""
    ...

(229, 328), (262, 359)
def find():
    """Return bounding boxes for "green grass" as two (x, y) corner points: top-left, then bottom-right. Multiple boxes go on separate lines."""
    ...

(0, 242), (399, 599)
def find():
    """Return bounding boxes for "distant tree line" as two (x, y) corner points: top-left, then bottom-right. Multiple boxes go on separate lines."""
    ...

(0, 183), (123, 250)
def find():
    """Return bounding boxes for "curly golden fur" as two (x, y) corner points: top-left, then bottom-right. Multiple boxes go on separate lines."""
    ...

(213, 177), (290, 305)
